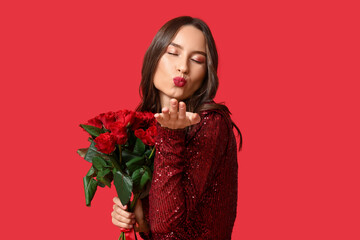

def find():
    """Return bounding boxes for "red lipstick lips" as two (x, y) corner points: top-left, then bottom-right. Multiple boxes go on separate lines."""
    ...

(173, 77), (187, 87)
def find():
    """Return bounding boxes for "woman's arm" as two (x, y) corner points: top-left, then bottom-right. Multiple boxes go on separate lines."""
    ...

(149, 108), (231, 237)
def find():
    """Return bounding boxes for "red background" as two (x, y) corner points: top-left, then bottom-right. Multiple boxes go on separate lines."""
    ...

(1, 0), (359, 239)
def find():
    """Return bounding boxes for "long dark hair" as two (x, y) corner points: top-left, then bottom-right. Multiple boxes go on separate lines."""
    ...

(136, 16), (242, 150)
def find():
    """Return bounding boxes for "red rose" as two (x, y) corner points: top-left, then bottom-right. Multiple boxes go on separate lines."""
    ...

(132, 112), (156, 130)
(94, 132), (116, 154)
(134, 129), (155, 146)
(108, 121), (126, 132)
(146, 125), (157, 138)
(116, 110), (135, 127)
(144, 112), (157, 125)
(134, 129), (146, 138)
(87, 116), (103, 129)
(112, 131), (127, 145)
(108, 122), (128, 145)
(98, 111), (117, 129)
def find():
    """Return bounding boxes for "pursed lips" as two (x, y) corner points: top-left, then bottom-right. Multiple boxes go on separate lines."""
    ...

(173, 77), (187, 87)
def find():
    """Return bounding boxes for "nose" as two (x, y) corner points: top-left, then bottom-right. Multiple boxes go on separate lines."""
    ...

(176, 56), (189, 74)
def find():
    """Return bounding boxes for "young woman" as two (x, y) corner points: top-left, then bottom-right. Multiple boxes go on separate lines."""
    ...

(111, 16), (242, 239)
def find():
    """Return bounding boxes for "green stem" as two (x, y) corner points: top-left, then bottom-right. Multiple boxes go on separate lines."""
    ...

(148, 146), (156, 159)
(122, 193), (140, 240)
(111, 145), (122, 170)
(118, 231), (125, 240)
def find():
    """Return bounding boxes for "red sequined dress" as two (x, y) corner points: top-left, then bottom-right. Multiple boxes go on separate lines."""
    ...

(140, 109), (238, 239)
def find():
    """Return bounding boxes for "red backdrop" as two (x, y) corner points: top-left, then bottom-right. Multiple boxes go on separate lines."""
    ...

(1, 0), (359, 239)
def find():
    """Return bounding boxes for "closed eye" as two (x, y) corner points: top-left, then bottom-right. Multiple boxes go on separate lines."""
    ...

(191, 59), (205, 64)
(168, 52), (204, 64)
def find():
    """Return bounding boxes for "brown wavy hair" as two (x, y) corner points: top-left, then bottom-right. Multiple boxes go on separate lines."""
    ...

(136, 16), (242, 150)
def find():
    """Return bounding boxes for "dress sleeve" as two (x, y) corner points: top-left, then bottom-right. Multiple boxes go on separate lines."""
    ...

(148, 111), (231, 238)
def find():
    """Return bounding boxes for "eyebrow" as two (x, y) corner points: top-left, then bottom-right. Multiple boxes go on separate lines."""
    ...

(169, 42), (207, 57)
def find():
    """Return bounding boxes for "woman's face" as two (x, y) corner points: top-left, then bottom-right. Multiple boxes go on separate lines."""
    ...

(153, 25), (207, 106)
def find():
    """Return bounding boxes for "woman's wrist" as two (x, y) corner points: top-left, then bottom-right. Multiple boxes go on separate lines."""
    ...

(135, 219), (150, 233)
(156, 122), (186, 133)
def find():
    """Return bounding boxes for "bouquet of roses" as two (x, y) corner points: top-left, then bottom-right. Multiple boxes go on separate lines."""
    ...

(77, 109), (157, 240)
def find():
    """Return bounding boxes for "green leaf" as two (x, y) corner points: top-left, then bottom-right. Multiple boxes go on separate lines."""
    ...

(92, 156), (107, 171)
(97, 168), (111, 178)
(102, 169), (114, 188)
(125, 156), (145, 174)
(97, 177), (111, 188)
(132, 166), (152, 193)
(113, 169), (133, 206)
(80, 124), (105, 137)
(131, 168), (142, 192)
(83, 177), (98, 206)
(122, 149), (141, 161)
(133, 138), (146, 155)
(140, 166), (152, 190)
(100, 153), (118, 169)
(77, 148), (88, 158)
(97, 168), (112, 188)
(84, 141), (115, 164)
(84, 141), (98, 163)
(86, 166), (95, 177)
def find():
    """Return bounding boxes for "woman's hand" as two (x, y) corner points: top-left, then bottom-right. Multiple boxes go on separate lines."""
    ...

(154, 99), (201, 129)
(111, 197), (135, 231)
(111, 197), (149, 233)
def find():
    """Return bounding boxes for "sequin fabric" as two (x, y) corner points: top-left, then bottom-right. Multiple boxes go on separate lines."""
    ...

(140, 109), (238, 240)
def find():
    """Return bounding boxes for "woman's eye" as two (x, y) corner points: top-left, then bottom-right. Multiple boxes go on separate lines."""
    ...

(191, 59), (204, 64)
(167, 52), (178, 56)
